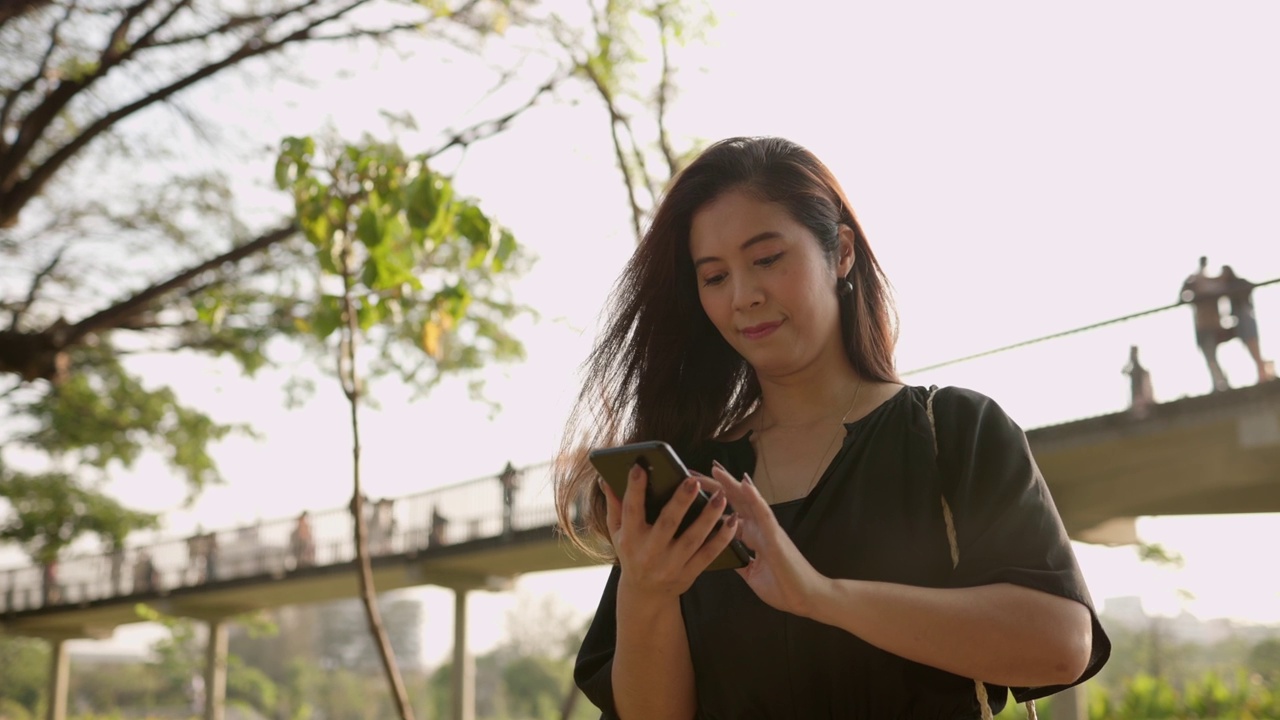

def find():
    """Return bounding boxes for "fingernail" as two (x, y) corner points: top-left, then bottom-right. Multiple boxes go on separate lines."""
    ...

(743, 473), (754, 485)
(683, 476), (697, 492)
(629, 464), (642, 480)
(711, 490), (726, 506)
(712, 459), (726, 472)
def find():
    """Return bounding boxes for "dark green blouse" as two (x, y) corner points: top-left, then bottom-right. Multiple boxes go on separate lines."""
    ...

(575, 385), (1110, 719)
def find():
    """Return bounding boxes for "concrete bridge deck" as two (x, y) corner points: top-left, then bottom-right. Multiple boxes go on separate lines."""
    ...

(3, 379), (1276, 636)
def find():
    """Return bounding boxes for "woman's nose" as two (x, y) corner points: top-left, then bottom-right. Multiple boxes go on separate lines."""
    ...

(732, 279), (765, 310)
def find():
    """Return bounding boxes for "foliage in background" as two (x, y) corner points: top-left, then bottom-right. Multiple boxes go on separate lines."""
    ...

(0, 0), (553, 564)
(6, 608), (1279, 720)
(274, 132), (531, 719)
(545, 0), (715, 241)
(0, 0), (717, 577)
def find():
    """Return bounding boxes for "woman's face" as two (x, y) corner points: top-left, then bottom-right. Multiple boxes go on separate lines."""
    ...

(689, 188), (854, 379)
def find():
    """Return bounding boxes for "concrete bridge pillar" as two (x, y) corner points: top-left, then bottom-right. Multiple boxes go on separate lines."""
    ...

(45, 639), (69, 720)
(1053, 683), (1087, 720)
(204, 619), (228, 720)
(451, 589), (474, 720)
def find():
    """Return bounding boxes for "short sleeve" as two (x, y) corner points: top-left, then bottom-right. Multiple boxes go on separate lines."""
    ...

(933, 386), (1111, 702)
(574, 564), (622, 719)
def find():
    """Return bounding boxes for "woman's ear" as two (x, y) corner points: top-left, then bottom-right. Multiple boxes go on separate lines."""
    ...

(836, 225), (857, 277)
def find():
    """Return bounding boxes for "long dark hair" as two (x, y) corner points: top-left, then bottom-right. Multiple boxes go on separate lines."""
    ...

(554, 136), (898, 560)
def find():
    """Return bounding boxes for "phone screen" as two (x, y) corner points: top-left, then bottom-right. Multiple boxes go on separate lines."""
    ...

(588, 441), (751, 571)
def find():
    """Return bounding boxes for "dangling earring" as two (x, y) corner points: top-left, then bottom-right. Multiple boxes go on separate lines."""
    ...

(837, 278), (854, 296)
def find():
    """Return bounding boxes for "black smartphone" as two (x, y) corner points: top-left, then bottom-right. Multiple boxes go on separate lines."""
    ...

(588, 441), (752, 572)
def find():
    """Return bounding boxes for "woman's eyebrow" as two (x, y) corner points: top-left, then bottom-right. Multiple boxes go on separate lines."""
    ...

(693, 231), (783, 268)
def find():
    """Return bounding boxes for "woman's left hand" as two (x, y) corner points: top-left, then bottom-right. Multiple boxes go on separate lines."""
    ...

(707, 463), (830, 618)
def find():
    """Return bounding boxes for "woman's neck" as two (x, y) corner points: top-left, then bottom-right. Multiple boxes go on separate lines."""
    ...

(756, 361), (864, 429)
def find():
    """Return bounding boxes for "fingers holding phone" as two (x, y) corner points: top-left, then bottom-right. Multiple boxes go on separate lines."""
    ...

(708, 463), (826, 618)
(627, 468), (725, 597)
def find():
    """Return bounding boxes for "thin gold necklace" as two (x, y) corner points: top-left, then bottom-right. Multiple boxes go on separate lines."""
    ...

(756, 378), (863, 503)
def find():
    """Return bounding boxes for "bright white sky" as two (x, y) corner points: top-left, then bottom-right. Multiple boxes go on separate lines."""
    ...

(35, 0), (1280, 665)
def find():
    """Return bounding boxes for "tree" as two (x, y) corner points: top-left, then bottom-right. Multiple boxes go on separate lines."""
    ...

(0, 0), (562, 563)
(547, 0), (715, 241)
(0, 635), (47, 717)
(1251, 637), (1280, 683)
(0, 466), (158, 564)
(274, 134), (526, 719)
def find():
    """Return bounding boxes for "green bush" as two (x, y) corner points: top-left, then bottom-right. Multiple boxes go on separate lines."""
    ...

(0, 697), (33, 720)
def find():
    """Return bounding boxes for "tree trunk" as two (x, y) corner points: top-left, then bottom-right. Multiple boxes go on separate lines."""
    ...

(340, 245), (416, 720)
(559, 677), (581, 720)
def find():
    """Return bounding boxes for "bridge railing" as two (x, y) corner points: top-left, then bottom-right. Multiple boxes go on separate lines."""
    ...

(4, 281), (1277, 614)
(902, 280), (1279, 430)
(0, 461), (558, 614)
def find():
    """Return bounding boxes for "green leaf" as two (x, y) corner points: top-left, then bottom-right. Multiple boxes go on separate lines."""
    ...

(357, 298), (384, 331)
(355, 207), (382, 248)
(494, 228), (517, 271)
(312, 295), (344, 339)
(405, 174), (441, 232)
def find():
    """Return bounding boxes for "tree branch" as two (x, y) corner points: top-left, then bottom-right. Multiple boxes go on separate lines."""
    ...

(654, 3), (679, 179)
(0, 0), (384, 227)
(0, 0), (76, 154)
(424, 68), (569, 160)
(133, 0), (317, 51)
(0, 0), (53, 32)
(64, 223), (296, 345)
(0, 0), (156, 199)
(581, 61), (643, 241)
(614, 105), (657, 207)
(128, 0), (194, 52)
(8, 242), (68, 331)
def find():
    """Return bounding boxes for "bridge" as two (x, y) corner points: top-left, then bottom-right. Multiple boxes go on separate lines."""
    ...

(2, 280), (1278, 720)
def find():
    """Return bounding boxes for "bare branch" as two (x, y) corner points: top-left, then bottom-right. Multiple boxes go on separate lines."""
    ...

(581, 62), (643, 241)
(614, 107), (657, 206)
(0, 0), (380, 226)
(654, 4), (679, 179)
(133, 0), (317, 51)
(65, 223), (296, 345)
(302, 20), (427, 43)
(0, 0), (52, 32)
(129, 0), (194, 51)
(424, 68), (570, 160)
(0, 0), (157, 199)
(0, 0), (77, 153)
(8, 242), (68, 331)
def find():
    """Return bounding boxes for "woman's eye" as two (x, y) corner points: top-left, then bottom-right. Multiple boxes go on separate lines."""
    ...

(702, 273), (727, 287)
(756, 252), (784, 267)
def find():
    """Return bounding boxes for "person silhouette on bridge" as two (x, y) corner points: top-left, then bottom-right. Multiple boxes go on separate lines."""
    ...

(187, 527), (210, 584)
(291, 511), (315, 569)
(133, 549), (158, 593)
(1180, 256), (1232, 392)
(1221, 265), (1275, 384)
(429, 505), (449, 548)
(368, 498), (397, 555)
(108, 541), (125, 595)
(557, 137), (1109, 719)
(41, 558), (60, 605)
(500, 461), (521, 537)
(1123, 345), (1155, 419)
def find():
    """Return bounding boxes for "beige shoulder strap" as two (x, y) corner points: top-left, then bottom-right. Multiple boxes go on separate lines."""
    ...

(926, 387), (1037, 720)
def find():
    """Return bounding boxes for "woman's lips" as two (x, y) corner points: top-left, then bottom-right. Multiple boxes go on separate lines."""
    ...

(741, 320), (782, 340)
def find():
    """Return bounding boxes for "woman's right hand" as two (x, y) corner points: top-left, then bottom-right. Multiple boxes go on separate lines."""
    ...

(601, 464), (740, 600)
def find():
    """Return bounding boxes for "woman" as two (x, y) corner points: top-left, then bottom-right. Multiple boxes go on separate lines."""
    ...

(554, 137), (1109, 719)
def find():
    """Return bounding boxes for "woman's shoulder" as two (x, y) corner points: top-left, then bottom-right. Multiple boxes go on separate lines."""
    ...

(928, 384), (1005, 412)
